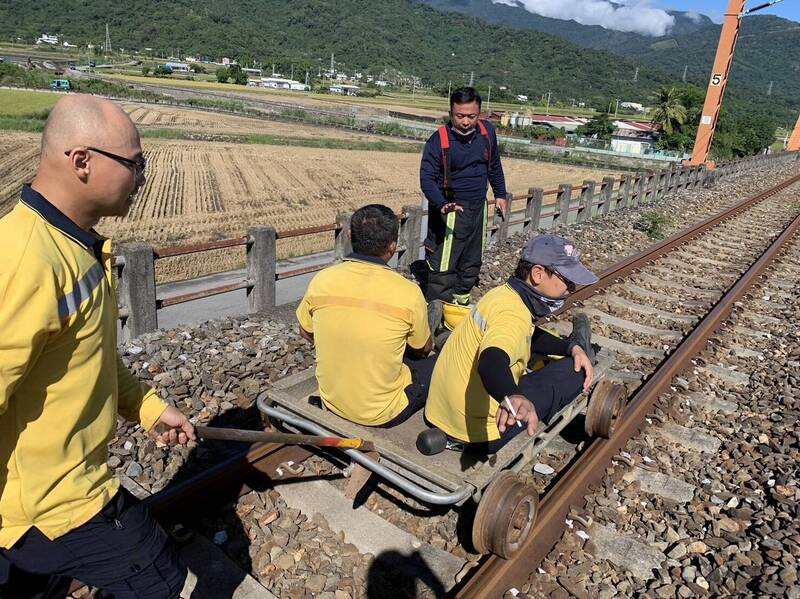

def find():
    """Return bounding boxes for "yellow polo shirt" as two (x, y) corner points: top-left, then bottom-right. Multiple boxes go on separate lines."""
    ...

(0, 186), (167, 549)
(296, 255), (430, 425)
(425, 284), (533, 442)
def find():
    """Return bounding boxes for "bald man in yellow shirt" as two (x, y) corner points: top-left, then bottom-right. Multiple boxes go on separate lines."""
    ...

(0, 96), (194, 598)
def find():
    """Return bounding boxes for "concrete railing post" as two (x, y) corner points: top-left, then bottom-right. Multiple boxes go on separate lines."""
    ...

(491, 193), (511, 244)
(578, 180), (595, 223)
(118, 242), (158, 341)
(620, 175), (632, 209)
(398, 205), (422, 267)
(643, 173), (654, 204)
(600, 176), (615, 215)
(656, 171), (667, 200)
(634, 173), (645, 207)
(651, 172), (660, 201)
(556, 184), (572, 225)
(334, 212), (353, 261)
(247, 225), (277, 314)
(525, 187), (544, 234)
(663, 170), (674, 196)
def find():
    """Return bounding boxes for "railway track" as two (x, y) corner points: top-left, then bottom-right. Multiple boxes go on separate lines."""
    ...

(95, 171), (799, 598)
(455, 173), (800, 597)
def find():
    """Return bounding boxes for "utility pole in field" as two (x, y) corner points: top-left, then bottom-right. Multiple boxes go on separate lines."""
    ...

(469, 71), (474, 86)
(103, 23), (111, 54)
(487, 86), (491, 116)
(766, 80), (773, 96)
(633, 67), (639, 82)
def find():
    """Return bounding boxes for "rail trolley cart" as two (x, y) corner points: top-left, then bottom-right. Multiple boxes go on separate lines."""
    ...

(258, 341), (624, 558)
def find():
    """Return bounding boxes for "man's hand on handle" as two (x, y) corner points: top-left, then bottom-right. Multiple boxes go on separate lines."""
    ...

(495, 197), (509, 220)
(440, 202), (464, 214)
(496, 394), (538, 436)
(150, 405), (196, 445)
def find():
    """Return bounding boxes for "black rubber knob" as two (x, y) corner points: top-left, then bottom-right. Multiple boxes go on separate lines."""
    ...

(416, 428), (447, 455)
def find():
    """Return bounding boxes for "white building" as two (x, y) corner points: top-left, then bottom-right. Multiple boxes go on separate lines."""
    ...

(62, 41), (77, 48)
(516, 95), (528, 102)
(330, 84), (359, 96)
(256, 77), (309, 91)
(164, 62), (190, 72)
(620, 102), (645, 112)
(37, 34), (58, 45)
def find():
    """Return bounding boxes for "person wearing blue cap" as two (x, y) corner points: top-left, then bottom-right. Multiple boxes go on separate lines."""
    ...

(424, 234), (599, 452)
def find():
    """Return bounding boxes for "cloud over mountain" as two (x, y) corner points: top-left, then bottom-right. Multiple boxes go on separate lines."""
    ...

(492, 0), (676, 36)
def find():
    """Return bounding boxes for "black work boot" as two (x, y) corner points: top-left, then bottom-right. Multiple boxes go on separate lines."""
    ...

(427, 299), (443, 336)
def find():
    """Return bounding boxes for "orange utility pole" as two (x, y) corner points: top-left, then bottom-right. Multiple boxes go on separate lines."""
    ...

(686, 0), (746, 167)
(788, 113), (800, 151)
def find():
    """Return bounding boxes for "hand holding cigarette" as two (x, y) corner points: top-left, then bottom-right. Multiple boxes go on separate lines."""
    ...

(497, 394), (538, 436)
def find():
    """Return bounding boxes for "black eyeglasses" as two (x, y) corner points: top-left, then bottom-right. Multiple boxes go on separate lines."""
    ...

(543, 266), (576, 293)
(64, 147), (146, 175)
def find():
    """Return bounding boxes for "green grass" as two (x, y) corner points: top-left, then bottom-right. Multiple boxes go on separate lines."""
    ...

(0, 88), (60, 115)
(139, 128), (422, 153)
(0, 116), (46, 132)
(634, 210), (673, 239)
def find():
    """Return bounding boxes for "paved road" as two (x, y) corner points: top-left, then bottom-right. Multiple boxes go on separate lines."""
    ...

(155, 250), (334, 330)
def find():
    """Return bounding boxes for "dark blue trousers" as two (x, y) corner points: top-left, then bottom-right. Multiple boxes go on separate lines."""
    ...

(474, 357), (585, 454)
(381, 354), (439, 428)
(0, 489), (187, 599)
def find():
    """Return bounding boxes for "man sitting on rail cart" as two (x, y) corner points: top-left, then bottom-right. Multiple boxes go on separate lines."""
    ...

(297, 204), (435, 428)
(424, 235), (598, 453)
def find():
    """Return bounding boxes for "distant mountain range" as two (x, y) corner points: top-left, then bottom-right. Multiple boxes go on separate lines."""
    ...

(420, 0), (800, 120)
(1, 0), (796, 126)
(0, 0), (672, 103)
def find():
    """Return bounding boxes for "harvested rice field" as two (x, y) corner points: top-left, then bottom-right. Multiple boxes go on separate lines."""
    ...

(0, 126), (620, 282)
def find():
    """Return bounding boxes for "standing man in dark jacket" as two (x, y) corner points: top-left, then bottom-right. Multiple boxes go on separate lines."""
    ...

(420, 87), (509, 330)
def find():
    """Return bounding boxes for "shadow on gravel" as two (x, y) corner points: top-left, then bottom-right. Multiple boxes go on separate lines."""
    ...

(366, 549), (447, 598)
(153, 406), (269, 598)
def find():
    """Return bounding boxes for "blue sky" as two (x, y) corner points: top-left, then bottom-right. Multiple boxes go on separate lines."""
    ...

(663, 1), (799, 23)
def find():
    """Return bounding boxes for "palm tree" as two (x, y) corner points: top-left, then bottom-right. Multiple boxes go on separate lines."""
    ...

(651, 86), (687, 135)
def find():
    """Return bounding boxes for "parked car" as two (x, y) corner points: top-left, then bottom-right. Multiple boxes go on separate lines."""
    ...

(49, 79), (72, 91)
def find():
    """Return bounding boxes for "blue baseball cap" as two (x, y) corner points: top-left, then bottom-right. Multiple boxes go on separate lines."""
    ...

(522, 235), (598, 286)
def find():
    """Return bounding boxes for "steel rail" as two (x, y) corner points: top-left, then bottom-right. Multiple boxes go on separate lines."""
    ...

(456, 179), (800, 597)
(562, 172), (800, 308)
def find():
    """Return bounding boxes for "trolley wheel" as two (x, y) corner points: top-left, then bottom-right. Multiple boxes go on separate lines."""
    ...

(584, 379), (626, 438)
(472, 471), (539, 558)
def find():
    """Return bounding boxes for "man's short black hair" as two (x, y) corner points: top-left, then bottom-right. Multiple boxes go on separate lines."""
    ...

(514, 259), (534, 281)
(450, 87), (482, 112)
(350, 204), (399, 257)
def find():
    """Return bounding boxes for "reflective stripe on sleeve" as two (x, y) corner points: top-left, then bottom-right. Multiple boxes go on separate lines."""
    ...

(57, 261), (105, 320)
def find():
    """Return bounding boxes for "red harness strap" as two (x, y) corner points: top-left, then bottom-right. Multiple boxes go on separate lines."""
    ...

(438, 120), (491, 202)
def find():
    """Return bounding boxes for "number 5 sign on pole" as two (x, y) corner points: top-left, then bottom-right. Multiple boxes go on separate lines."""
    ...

(687, 0), (746, 167)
